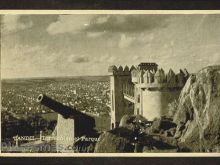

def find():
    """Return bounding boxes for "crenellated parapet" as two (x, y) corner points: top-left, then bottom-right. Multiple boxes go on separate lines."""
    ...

(108, 65), (136, 76)
(108, 63), (189, 90)
(132, 67), (189, 89)
(131, 68), (148, 83)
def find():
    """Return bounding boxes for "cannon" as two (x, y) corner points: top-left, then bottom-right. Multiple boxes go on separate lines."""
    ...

(37, 94), (96, 137)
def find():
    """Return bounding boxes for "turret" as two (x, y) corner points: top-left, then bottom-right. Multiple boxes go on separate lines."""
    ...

(108, 65), (135, 128)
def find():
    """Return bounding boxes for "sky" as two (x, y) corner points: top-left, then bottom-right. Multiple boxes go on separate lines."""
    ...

(1, 14), (220, 78)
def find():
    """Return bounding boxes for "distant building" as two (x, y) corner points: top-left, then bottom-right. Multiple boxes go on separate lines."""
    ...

(108, 62), (189, 129)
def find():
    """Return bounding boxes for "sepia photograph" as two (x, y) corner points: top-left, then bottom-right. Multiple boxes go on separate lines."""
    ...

(1, 11), (220, 154)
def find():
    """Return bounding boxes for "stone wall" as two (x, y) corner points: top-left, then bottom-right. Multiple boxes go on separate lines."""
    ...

(142, 89), (180, 120)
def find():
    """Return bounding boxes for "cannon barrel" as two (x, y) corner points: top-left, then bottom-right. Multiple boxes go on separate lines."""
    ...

(37, 94), (94, 121)
(37, 94), (74, 118)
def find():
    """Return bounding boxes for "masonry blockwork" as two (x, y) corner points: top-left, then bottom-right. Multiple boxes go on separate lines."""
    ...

(108, 63), (189, 127)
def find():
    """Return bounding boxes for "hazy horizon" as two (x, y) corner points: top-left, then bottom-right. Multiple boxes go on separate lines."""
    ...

(1, 74), (109, 80)
(1, 14), (220, 78)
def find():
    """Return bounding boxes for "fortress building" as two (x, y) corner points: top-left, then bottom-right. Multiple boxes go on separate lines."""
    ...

(108, 63), (189, 129)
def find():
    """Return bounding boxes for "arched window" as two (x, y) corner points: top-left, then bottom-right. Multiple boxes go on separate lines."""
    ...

(112, 123), (114, 129)
(137, 94), (140, 103)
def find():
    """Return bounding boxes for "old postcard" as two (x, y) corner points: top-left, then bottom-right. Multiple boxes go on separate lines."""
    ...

(0, 10), (220, 156)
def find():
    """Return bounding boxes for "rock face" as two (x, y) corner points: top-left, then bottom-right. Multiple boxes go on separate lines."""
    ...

(173, 65), (220, 152)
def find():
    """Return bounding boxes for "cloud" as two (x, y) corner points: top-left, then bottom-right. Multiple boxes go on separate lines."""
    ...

(118, 34), (135, 48)
(86, 31), (106, 37)
(132, 55), (142, 61)
(118, 31), (155, 48)
(3, 14), (220, 78)
(46, 15), (169, 36)
(107, 56), (117, 63)
(94, 54), (109, 63)
(21, 45), (47, 55)
(85, 15), (169, 33)
(93, 53), (117, 64)
(67, 54), (76, 62)
(73, 56), (90, 63)
(2, 43), (46, 59)
(2, 15), (33, 34)
(67, 54), (90, 63)
(1, 43), (49, 78)
(47, 15), (94, 35)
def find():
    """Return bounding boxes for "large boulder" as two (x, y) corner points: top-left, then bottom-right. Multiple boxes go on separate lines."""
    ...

(119, 114), (149, 130)
(119, 115), (136, 130)
(173, 65), (220, 152)
(94, 115), (148, 153)
(145, 117), (176, 135)
(94, 127), (135, 153)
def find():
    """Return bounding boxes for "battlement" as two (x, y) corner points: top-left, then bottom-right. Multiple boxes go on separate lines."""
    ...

(108, 63), (189, 89)
(131, 68), (189, 89)
(108, 62), (158, 76)
(108, 65), (136, 76)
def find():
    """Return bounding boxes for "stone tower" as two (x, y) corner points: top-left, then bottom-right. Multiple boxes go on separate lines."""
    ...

(131, 63), (158, 116)
(108, 65), (135, 129)
(131, 67), (189, 121)
(108, 62), (189, 124)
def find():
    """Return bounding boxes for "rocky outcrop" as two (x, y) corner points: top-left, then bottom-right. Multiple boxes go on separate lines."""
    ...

(173, 65), (220, 152)
(145, 117), (176, 135)
(94, 115), (147, 153)
(119, 114), (150, 131)
(94, 115), (178, 153)
(94, 127), (135, 153)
